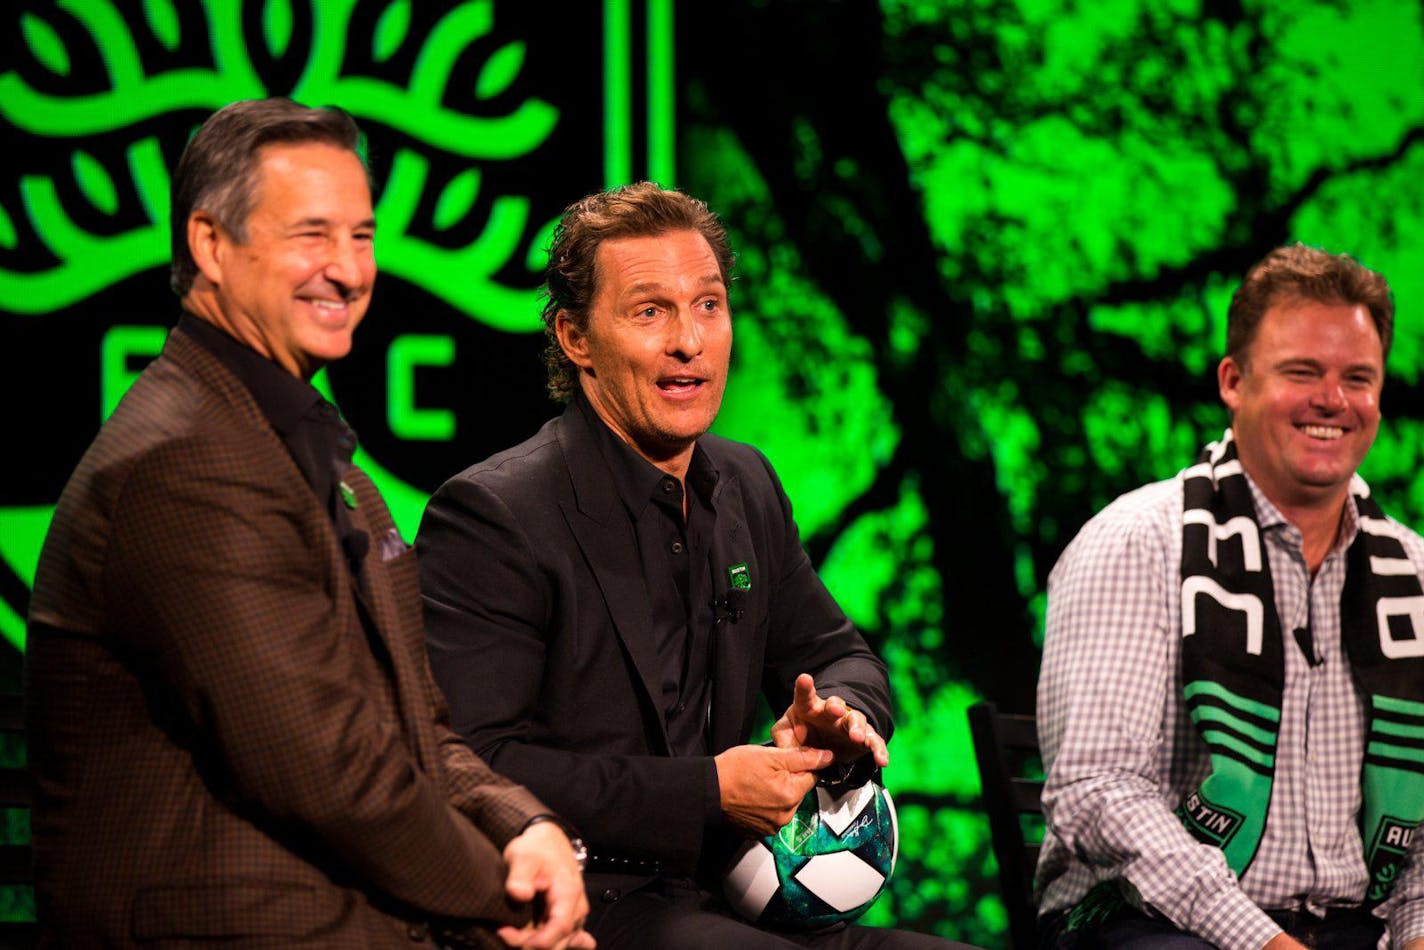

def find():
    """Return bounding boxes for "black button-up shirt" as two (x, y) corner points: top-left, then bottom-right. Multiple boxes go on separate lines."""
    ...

(577, 395), (720, 758)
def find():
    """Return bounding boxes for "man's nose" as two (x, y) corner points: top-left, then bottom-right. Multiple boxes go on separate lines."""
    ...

(1311, 379), (1348, 412)
(324, 234), (367, 293)
(666, 308), (703, 359)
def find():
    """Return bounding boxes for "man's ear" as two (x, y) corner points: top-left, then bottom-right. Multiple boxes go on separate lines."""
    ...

(187, 211), (226, 286)
(555, 311), (594, 371)
(1218, 355), (1244, 413)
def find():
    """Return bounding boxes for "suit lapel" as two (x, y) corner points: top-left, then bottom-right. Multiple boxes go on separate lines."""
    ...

(170, 328), (438, 771)
(557, 405), (672, 754)
(707, 471), (755, 752)
(341, 467), (439, 772)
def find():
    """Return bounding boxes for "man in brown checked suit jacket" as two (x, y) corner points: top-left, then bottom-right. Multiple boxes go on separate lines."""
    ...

(25, 99), (593, 949)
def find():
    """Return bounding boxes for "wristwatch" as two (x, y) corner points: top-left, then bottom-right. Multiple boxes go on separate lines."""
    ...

(522, 815), (587, 872)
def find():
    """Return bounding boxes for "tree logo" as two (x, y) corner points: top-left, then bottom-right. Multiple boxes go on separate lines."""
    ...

(0, 0), (675, 652)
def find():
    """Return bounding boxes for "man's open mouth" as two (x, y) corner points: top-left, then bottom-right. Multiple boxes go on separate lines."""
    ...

(657, 376), (704, 393)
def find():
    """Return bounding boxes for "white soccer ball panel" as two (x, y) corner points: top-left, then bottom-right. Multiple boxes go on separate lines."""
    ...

(723, 841), (780, 920)
(793, 849), (887, 913)
(816, 782), (876, 837)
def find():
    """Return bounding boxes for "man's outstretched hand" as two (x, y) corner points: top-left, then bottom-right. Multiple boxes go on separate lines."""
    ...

(771, 673), (889, 767)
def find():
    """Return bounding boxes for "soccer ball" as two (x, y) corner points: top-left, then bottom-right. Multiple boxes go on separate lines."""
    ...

(722, 776), (898, 932)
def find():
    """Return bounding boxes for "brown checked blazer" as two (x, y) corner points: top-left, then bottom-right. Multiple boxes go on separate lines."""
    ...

(26, 324), (545, 947)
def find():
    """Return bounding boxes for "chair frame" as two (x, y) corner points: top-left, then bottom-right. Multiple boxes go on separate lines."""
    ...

(968, 701), (1042, 950)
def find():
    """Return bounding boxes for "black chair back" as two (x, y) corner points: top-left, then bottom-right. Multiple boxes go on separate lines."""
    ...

(968, 701), (1042, 950)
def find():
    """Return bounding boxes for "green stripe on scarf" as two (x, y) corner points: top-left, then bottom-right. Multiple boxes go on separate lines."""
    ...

(1374, 718), (1424, 741)
(1184, 680), (1283, 723)
(1367, 741), (1424, 765)
(1191, 706), (1280, 747)
(1374, 694), (1424, 718)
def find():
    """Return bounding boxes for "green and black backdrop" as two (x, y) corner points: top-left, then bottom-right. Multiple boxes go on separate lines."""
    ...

(3, 1), (1423, 945)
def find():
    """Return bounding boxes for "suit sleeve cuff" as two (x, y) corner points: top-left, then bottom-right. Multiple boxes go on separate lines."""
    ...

(705, 756), (724, 826)
(481, 786), (554, 850)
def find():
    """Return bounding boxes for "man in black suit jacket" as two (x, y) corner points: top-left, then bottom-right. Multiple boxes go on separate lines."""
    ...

(419, 183), (968, 949)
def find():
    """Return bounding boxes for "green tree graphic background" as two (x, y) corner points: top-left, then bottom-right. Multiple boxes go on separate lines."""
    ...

(681, 1), (1424, 943)
(3, 1), (1424, 946)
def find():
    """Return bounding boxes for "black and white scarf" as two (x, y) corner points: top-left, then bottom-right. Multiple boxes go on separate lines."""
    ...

(1178, 429), (1424, 905)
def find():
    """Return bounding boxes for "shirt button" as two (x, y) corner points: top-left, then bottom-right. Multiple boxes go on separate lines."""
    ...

(601, 887), (622, 903)
(671, 541), (684, 554)
(661, 479), (675, 494)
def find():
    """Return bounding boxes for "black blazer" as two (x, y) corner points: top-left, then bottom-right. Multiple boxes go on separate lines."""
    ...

(418, 400), (892, 882)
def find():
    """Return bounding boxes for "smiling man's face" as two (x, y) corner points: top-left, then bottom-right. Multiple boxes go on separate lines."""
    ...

(557, 228), (732, 474)
(206, 141), (376, 379)
(1219, 297), (1384, 512)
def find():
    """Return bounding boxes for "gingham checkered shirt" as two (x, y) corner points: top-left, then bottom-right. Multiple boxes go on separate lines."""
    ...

(1037, 471), (1424, 950)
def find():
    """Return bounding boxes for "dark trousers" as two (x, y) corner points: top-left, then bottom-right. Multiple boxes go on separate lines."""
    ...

(1040, 905), (1384, 949)
(589, 877), (980, 950)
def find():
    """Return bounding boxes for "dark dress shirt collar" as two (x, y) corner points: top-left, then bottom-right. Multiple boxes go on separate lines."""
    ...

(573, 392), (719, 517)
(177, 313), (358, 513)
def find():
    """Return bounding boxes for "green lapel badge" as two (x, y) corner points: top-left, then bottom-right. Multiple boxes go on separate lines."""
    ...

(728, 563), (751, 591)
(339, 479), (358, 510)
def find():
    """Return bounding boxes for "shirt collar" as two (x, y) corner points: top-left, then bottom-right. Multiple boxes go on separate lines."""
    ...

(1243, 473), (1289, 532)
(178, 314), (357, 509)
(1243, 468), (1361, 554)
(575, 393), (718, 518)
(177, 313), (326, 436)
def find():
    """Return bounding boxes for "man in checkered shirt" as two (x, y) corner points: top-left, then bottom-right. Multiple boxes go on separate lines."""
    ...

(1037, 245), (1424, 949)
